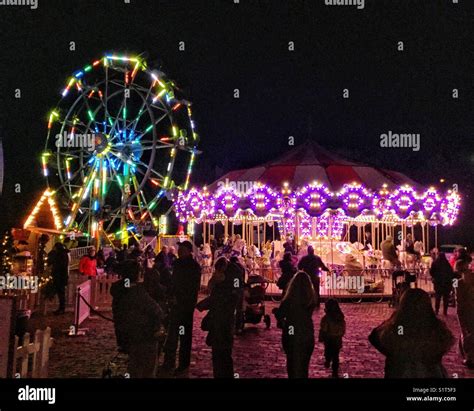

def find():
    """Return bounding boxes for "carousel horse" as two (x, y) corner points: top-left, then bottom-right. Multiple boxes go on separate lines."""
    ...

(232, 235), (246, 257)
(199, 243), (213, 268)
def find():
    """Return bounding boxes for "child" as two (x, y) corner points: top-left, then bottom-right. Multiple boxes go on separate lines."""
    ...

(319, 298), (346, 377)
(207, 257), (228, 293)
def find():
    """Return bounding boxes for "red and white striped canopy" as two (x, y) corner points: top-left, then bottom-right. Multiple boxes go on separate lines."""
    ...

(210, 141), (419, 191)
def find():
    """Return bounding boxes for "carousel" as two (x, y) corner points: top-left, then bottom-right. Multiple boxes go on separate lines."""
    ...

(174, 141), (460, 286)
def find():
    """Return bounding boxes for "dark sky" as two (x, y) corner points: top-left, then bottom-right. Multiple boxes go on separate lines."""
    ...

(0, 0), (473, 246)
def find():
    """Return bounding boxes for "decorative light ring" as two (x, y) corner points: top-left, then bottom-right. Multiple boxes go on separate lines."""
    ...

(440, 190), (460, 226)
(337, 183), (372, 217)
(415, 187), (442, 217)
(174, 188), (204, 222)
(389, 185), (416, 219)
(296, 181), (332, 217)
(248, 183), (281, 217)
(214, 186), (241, 217)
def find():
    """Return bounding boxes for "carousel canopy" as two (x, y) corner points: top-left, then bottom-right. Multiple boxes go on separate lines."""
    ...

(174, 141), (460, 228)
(210, 141), (419, 191)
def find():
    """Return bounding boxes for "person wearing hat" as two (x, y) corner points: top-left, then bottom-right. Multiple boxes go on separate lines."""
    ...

(344, 254), (363, 277)
(162, 240), (201, 375)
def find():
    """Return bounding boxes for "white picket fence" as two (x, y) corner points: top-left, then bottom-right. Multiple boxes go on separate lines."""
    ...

(13, 327), (54, 378)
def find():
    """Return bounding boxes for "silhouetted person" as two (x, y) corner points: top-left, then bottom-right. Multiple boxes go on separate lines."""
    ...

(430, 253), (455, 315)
(298, 246), (329, 308)
(47, 242), (69, 315)
(162, 241), (201, 374)
(456, 268), (474, 369)
(319, 298), (345, 378)
(277, 252), (297, 297)
(273, 271), (317, 378)
(229, 256), (245, 333)
(116, 244), (128, 263)
(168, 246), (177, 267)
(369, 288), (454, 378)
(197, 257), (240, 378)
(155, 245), (170, 271)
(111, 260), (162, 378)
(105, 251), (118, 274)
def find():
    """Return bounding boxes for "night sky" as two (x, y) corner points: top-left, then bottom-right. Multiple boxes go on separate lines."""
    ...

(0, 0), (473, 246)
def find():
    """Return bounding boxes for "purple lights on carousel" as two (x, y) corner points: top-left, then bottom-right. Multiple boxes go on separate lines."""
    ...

(248, 183), (280, 217)
(174, 182), (461, 228)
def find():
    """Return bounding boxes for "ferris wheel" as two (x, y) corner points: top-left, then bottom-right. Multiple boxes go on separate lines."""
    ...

(42, 53), (199, 244)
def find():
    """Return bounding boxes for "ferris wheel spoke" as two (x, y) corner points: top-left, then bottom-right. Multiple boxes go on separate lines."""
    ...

(127, 88), (156, 138)
(134, 160), (165, 180)
(55, 160), (92, 194)
(77, 88), (103, 136)
(134, 111), (171, 141)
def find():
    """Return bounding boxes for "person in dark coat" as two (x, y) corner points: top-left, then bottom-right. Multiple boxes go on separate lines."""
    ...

(162, 241), (201, 374)
(273, 271), (317, 378)
(105, 251), (118, 274)
(229, 256), (246, 333)
(47, 242), (69, 315)
(143, 265), (165, 305)
(430, 253), (455, 315)
(456, 269), (474, 369)
(298, 246), (329, 308)
(319, 299), (346, 378)
(369, 288), (454, 378)
(168, 246), (178, 267)
(116, 244), (128, 263)
(277, 252), (297, 297)
(110, 260), (162, 378)
(197, 258), (240, 378)
(155, 246), (170, 271)
(283, 237), (295, 255)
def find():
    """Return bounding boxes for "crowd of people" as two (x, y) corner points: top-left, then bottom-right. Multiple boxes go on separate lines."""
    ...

(45, 235), (474, 378)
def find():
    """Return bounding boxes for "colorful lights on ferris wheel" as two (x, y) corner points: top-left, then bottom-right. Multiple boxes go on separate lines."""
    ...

(43, 52), (200, 239)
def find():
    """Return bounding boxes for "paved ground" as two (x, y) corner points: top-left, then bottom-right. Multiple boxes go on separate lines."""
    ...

(28, 298), (474, 379)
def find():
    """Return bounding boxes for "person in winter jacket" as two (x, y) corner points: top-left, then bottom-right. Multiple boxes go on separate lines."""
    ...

(454, 248), (472, 279)
(430, 253), (455, 315)
(277, 252), (297, 297)
(455, 251), (474, 369)
(162, 241), (201, 374)
(110, 260), (162, 378)
(298, 246), (329, 308)
(47, 242), (70, 314)
(196, 258), (240, 378)
(79, 247), (97, 278)
(369, 288), (454, 378)
(273, 271), (317, 378)
(319, 298), (346, 378)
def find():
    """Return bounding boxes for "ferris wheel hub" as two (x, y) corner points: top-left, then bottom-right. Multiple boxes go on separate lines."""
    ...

(93, 134), (108, 154)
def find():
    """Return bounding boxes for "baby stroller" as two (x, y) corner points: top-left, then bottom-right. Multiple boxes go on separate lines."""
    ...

(238, 274), (271, 331)
(390, 270), (417, 307)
